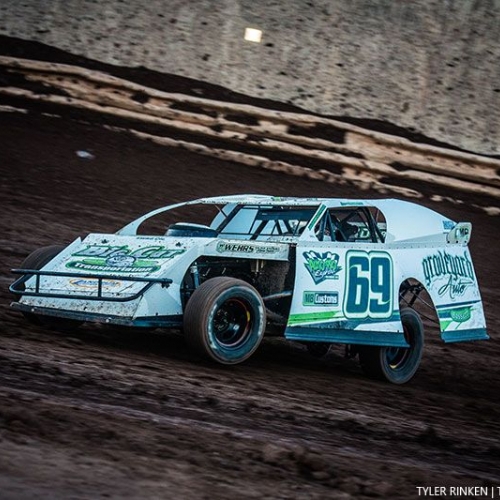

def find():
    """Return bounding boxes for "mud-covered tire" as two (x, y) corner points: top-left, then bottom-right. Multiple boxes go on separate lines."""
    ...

(183, 277), (266, 365)
(17, 245), (82, 329)
(359, 308), (424, 384)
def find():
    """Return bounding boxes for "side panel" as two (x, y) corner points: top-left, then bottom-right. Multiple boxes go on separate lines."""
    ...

(418, 246), (488, 342)
(285, 242), (407, 347)
(285, 242), (488, 346)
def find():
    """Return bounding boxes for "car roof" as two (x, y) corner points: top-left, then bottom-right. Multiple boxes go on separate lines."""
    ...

(192, 195), (456, 243)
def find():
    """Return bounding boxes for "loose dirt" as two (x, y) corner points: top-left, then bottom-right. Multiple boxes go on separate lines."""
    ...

(1, 38), (499, 500)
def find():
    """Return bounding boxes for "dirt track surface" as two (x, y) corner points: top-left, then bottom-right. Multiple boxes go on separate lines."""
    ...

(1, 47), (500, 500)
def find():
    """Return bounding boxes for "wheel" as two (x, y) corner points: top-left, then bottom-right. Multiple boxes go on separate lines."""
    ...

(306, 342), (331, 358)
(358, 308), (424, 384)
(183, 277), (266, 364)
(17, 244), (82, 329)
(20, 245), (66, 273)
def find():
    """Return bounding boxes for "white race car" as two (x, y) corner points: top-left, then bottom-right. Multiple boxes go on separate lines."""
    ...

(10, 195), (488, 383)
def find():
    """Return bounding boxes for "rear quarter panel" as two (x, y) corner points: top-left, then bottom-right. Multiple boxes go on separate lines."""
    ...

(286, 241), (487, 345)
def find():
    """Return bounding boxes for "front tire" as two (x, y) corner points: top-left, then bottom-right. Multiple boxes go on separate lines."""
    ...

(183, 277), (266, 365)
(17, 245), (82, 329)
(359, 308), (424, 384)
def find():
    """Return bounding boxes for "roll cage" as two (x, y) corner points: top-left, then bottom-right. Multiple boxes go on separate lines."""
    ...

(215, 205), (318, 240)
(313, 207), (386, 243)
(118, 196), (387, 244)
(213, 204), (386, 243)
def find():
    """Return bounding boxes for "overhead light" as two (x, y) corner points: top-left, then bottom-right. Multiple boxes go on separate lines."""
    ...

(244, 28), (262, 43)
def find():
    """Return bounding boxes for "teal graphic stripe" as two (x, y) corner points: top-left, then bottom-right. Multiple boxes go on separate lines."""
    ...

(307, 205), (326, 230)
(288, 310), (400, 327)
(285, 327), (409, 347)
(436, 300), (481, 311)
(436, 300), (481, 330)
(288, 310), (344, 326)
(442, 328), (489, 343)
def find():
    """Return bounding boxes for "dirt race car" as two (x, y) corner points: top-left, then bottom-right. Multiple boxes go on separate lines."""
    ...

(10, 195), (488, 383)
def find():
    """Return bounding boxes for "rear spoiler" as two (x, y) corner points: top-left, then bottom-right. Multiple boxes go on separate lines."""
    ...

(447, 222), (472, 245)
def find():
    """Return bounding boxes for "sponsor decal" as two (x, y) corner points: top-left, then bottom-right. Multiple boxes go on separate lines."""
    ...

(216, 241), (280, 254)
(442, 220), (455, 231)
(340, 201), (362, 207)
(303, 291), (339, 306)
(422, 250), (474, 298)
(438, 304), (475, 331)
(69, 278), (121, 289)
(67, 245), (185, 273)
(449, 306), (472, 323)
(303, 251), (342, 284)
(355, 225), (387, 240)
(357, 227), (370, 239)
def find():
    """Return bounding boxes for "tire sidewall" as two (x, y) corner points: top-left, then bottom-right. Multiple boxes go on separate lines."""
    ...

(379, 308), (424, 384)
(204, 284), (265, 364)
(17, 244), (82, 329)
(21, 245), (66, 274)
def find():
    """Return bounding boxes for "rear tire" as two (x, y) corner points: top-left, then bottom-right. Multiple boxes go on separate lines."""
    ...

(183, 277), (266, 365)
(17, 245), (82, 329)
(359, 308), (424, 384)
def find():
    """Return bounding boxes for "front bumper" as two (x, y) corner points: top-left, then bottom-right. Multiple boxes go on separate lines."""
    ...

(10, 268), (172, 302)
(10, 268), (181, 328)
(10, 301), (182, 328)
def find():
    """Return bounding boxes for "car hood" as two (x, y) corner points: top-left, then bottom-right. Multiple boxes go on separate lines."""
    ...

(18, 233), (290, 317)
(21, 234), (195, 299)
(62, 234), (189, 275)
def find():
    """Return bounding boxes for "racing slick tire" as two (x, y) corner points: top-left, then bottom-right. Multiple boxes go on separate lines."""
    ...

(17, 245), (83, 329)
(183, 277), (266, 365)
(358, 308), (424, 384)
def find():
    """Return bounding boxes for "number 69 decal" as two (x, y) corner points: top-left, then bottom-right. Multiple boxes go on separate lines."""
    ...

(343, 251), (393, 319)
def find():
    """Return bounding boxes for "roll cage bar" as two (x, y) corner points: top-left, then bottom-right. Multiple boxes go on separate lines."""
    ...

(314, 207), (385, 243)
(118, 197), (385, 243)
(216, 205), (318, 240)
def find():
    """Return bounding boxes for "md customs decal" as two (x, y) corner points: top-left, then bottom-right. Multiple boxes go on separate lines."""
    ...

(216, 241), (280, 254)
(66, 245), (185, 273)
(69, 278), (122, 289)
(303, 251), (342, 284)
(303, 291), (339, 306)
(422, 250), (475, 299)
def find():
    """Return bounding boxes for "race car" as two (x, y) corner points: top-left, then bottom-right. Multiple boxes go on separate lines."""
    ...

(10, 195), (488, 383)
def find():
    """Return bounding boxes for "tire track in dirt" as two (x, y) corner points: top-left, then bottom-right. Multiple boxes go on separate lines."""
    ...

(1, 92), (499, 499)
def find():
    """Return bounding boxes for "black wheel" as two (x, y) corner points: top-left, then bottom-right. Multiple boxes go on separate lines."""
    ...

(306, 342), (331, 358)
(358, 308), (424, 384)
(17, 245), (82, 329)
(183, 277), (266, 364)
